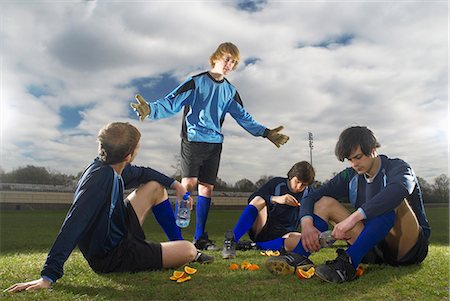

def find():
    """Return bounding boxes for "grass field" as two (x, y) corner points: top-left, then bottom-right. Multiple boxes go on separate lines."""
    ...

(0, 206), (448, 301)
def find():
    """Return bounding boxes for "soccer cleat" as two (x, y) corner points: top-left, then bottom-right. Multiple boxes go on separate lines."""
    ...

(193, 232), (220, 251)
(222, 230), (236, 259)
(236, 240), (257, 251)
(315, 249), (357, 283)
(265, 251), (314, 275)
(194, 250), (214, 264)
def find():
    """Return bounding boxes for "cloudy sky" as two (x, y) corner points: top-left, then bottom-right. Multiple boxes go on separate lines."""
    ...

(0, 0), (448, 186)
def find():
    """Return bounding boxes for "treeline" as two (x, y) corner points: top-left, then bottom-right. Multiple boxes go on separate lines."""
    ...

(1, 165), (448, 203)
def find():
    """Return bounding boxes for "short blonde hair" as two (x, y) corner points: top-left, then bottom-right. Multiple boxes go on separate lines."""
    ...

(209, 42), (240, 70)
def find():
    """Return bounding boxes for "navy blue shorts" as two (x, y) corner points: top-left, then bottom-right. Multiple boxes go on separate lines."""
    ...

(361, 227), (429, 266)
(181, 139), (222, 185)
(88, 200), (163, 274)
(248, 198), (291, 242)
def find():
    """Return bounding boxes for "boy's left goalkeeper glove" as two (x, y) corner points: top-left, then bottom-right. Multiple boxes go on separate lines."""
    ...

(266, 126), (289, 148)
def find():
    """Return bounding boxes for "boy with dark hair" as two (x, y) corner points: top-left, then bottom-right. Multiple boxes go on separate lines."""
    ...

(130, 42), (289, 250)
(222, 161), (315, 260)
(266, 126), (430, 283)
(6, 122), (208, 293)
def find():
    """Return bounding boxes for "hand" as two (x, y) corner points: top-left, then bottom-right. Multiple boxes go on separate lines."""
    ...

(271, 194), (300, 207)
(266, 126), (289, 148)
(130, 94), (151, 121)
(300, 218), (321, 253)
(5, 278), (51, 293)
(171, 181), (193, 210)
(331, 212), (361, 241)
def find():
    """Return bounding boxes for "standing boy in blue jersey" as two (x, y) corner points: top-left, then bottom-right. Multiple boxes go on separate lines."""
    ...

(130, 42), (289, 250)
(6, 122), (208, 293)
(266, 126), (430, 283)
(222, 161), (315, 264)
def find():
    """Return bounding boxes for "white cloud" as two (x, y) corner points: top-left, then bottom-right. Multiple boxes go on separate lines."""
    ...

(0, 1), (447, 186)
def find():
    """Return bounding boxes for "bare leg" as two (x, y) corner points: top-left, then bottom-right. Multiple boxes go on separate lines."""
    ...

(127, 181), (168, 226)
(249, 196), (268, 236)
(384, 199), (420, 259)
(126, 181), (197, 268)
(161, 241), (197, 268)
(314, 196), (365, 245)
(283, 232), (302, 252)
(198, 181), (214, 198)
(182, 177), (198, 194)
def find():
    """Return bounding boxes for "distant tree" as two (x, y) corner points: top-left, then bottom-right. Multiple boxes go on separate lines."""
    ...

(170, 155), (182, 182)
(1, 165), (77, 185)
(235, 178), (256, 192)
(432, 174), (449, 203)
(417, 177), (434, 203)
(215, 177), (230, 191)
(255, 175), (274, 189)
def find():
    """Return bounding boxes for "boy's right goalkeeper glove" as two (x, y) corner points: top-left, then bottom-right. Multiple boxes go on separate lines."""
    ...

(130, 94), (151, 121)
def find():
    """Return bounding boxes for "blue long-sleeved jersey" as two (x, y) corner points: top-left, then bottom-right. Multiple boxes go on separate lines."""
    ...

(148, 71), (268, 143)
(250, 177), (312, 232)
(40, 158), (175, 282)
(300, 155), (430, 239)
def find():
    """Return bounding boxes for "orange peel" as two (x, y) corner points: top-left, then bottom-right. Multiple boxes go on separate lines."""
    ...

(247, 264), (260, 271)
(229, 263), (239, 270)
(184, 266), (197, 275)
(176, 275), (192, 283)
(296, 267), (315, 279)
(241, 261), (252, 270)
(169, 270), (185, 280)
(356, 266), (364, 277)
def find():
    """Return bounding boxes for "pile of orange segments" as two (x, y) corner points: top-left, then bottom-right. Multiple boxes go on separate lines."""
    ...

(260, 250), (280, 257)
(169, 266), (197, 283)
(229, 261), (260, 271)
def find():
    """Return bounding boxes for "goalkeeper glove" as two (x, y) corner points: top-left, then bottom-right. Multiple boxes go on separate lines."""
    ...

(130, 94), (150, 121)
(266, 126), (289, 148)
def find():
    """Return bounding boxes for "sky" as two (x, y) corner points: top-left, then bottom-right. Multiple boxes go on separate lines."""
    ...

(0, 0), (448, 186)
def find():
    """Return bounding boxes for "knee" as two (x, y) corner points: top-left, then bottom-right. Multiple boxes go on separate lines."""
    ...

(186, 241), (198, 261)
(314, 196), (338, 214)
(182, 178), (197, 192)
(249, 197), (266, 211)
(140, 181), (168, 201)
(198, 182), (213, 197)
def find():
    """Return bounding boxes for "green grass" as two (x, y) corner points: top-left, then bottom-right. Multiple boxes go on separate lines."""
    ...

(0, 207), (448, 300)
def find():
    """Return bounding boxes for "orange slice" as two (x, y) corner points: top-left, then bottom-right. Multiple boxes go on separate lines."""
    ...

(356, 266), (364, 277)
(296, 267), (315, 279)
(229, 263), (239, 270)
(169, 270), (185, 280)
(176, 275), (192, 283)
(247, 264), (260, 271)
(184, 266), (197, 275)
(241, 261), (252, 270)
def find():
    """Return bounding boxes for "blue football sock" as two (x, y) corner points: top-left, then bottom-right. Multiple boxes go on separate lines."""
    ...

(151, 199), (183, 241)
(194, 196), (211, 241)
(293, 214), (329, 256)
(233, 204), (259, 242)
(256, 237), (285, 251)
(346, 211), (395, 268)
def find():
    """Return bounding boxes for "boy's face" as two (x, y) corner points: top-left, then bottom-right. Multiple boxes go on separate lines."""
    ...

(289, 176), (308, 193)
(214, 54), (237, 75)
(346, 146), (377, 175)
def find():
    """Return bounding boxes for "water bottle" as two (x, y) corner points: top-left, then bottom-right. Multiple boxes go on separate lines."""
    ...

(318, 230), (336, 248)
(176, 192), (191, 228)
